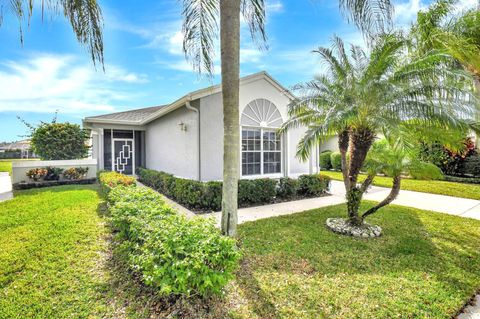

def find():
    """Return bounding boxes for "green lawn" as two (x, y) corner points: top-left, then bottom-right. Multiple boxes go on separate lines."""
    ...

(0, 185), (114, 319)
(321, 170), (480, 200)
(0, 160), (12, 175)
(2, 186), (480, 318)
(231, 203), (480, 318)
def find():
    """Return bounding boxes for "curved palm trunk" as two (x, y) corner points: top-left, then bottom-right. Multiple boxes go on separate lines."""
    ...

(338, 130), (350, 190)
(345, 128), (375, 226)
(362, 175), (401, 220)
(220, 0), (241, 237)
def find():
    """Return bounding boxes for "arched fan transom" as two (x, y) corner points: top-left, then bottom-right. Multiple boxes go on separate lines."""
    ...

(241, 99), (283, 128)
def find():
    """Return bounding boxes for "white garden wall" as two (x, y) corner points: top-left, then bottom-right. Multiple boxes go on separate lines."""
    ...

(12, 159), (97, 184)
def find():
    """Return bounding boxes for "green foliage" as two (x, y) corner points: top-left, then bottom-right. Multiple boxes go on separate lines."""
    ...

(298, 174), (331, 196)
(408, 162), (444, 180)
(106, 181), (241, 297)
(330, 152), (342, 171)
(26, 168), (47, 181)
(98, 171), (136, 194)
(238, 179), (277, 206)
(277, 177), (299, 199)
(137, 168), (331, 212)
(63, 167), (89, 180)
(364, 139), (405, 177)
(29, 122), (90, 160)
(319, 151), (333, 170)
(460, 155), (480, 177)
(44, 167), (64, 181)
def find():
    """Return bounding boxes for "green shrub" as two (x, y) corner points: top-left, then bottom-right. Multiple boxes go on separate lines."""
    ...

(298, 174), (330, 196)
(63, 167), (89, 180)
(107, 184), (240, 297)
(409, 162), (444, 180)
(238, 178), (277, 206)
(319, 151), (333, 170)
(27, 121), (90, 160)
(98, 171), (136, 194)
(330, 152), (342, 171)
(461, 155), (480, 177)
(44, 167), (64, 181)
(203, 181), (223, 211)
(276, 177), (299, 199)
(173, 178), (205, 208)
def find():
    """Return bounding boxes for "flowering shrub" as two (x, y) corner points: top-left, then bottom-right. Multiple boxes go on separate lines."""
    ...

(63, 167), (89, 180)
(26, 168), (48, 181)
(98, 171), (136, 194)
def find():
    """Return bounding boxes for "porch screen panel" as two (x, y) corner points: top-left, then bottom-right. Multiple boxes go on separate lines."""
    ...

(103, 130), (112, 170)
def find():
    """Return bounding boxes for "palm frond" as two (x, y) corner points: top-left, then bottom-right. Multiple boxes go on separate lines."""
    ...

(339, 0), (393, 37)
(241, 0), (267, 50)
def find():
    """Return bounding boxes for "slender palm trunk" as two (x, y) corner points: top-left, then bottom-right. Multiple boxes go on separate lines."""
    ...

(345, 128), (375, 226)
(362, 175), (402, 220)
(220, 0), (240, 237)
(338, 130), (350, 190)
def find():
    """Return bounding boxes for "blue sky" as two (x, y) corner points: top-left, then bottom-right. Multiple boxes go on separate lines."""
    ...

(0, 0), (476, 141)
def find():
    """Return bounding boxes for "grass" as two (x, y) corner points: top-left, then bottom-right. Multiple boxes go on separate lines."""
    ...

(231, 203), (480, 318)
(321, 170), (480, 200)
(0, 185), (114, 319)
(2, 185), (480, 318)
(0, 159), (39, 176)
(0, 160), (12, 175)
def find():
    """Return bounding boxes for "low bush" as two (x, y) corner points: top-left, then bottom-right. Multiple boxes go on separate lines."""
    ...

(444, 175), (480, 184)
(298, 174), (331, 196)
(277, 177), (299, 199)
(137, 168), (331, 212)
(26, 168), (48, 181)
(44, 167), (64, 181)
(63, 167), (89, 180)
(100, 175), (241, 297)
(238, 179), (277, 206)
(330, 152), (342, 171)
(319, 151), (333, 170)
(460, 155), (480, 177)
(98, 171), (136, 193)
(409, 162), (444, 180)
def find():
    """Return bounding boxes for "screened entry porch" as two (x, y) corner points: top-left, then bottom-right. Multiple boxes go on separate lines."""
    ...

(103, 129), (145, 175)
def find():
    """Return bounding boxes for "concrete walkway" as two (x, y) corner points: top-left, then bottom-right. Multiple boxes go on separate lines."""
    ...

(0, 172), (13, 202)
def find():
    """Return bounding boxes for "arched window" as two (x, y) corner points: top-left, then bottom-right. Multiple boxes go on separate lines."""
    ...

(241, 99), (283, 176)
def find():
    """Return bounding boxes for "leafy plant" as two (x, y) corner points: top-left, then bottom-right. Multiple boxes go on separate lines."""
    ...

(63, 167), (89, 180)
(26, 168), (48, 181)
(298, 174), (331, 196)
(330, 152), (342, 171)
(98, 171), (136, 194)
(44, 167), (64, 181)
(277, 177), (299, 199)
(319, 151), (333, 170)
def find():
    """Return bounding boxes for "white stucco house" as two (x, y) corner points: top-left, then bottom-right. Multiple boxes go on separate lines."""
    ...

(83, 71), (337, 181)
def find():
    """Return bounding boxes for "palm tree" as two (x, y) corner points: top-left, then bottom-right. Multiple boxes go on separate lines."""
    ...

(410, 0), (480, 94)
(1, 0), (104, 66)
(180, 0), (394, 237)
(280, 35), (478, 227)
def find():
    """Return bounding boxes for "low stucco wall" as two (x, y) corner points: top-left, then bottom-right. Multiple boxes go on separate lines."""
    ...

(12, 159), (98, 184)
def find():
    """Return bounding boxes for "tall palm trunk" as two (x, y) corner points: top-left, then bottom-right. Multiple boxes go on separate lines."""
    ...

(220, 0), (241, 237)
(345, 128), (375, 226)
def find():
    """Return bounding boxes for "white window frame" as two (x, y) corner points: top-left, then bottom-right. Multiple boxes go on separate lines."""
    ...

(241, 125), (283, 178)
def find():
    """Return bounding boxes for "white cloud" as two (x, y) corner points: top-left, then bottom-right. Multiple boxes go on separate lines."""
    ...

(394, 0), (426, 26)
(0, 54), (146, 114)
(266, 0), (284, 13)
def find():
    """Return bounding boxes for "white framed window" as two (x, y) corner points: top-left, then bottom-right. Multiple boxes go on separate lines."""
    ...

(241, 99), (283, 176)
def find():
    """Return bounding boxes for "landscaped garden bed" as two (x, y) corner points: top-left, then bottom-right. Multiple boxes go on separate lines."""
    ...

(137, 167), (331, 213)
(12, 177), (96, 190)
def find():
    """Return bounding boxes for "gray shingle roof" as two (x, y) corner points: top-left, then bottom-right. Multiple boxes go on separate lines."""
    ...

(85, 105), (165, 123)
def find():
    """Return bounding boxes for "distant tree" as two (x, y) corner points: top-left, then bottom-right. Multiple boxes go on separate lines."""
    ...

(21, 116), (90, 160)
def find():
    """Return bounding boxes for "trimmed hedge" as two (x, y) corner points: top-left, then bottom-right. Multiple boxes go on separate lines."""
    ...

(330, 152), (342, 171)
(97, 171), (136, 194)
(137, 167), (331, 212)
(99, 172), (241, 297)
(320, 151), (333, 170)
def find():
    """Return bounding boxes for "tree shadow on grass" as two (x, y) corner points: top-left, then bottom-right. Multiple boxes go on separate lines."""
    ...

(234, 202), (480, 318)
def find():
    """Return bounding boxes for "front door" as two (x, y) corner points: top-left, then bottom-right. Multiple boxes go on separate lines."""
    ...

(112, 139), (134, 175)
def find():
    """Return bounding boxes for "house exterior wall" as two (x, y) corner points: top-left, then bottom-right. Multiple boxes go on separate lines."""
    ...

(199, 77), (313, 181)
(146, 105), (199, 180)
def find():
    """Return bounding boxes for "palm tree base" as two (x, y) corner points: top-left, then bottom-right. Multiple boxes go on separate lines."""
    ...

(326, 217), (382, 238)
